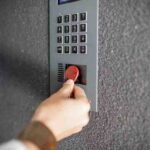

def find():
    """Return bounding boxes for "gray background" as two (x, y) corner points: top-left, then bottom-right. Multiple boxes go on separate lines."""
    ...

(0, 0), (150, 150)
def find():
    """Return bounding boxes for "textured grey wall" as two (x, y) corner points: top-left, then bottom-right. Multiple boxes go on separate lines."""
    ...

(0, 0), (150, 150)
(0, 0), (49, 142)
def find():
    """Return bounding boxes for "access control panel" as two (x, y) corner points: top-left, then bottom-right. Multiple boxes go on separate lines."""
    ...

(49, 0), (99, 111)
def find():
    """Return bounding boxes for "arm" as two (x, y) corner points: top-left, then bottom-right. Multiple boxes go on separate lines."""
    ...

(19, 79), (90, 150)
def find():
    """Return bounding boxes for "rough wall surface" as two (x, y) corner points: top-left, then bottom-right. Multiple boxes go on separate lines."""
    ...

(0, 0), (49, 141)
(0, 0), (150, 150)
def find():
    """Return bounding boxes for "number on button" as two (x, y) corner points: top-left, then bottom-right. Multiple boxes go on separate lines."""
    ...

(80, 35), (86, 43)
(57, 36), (63, 43)
(57, 46), (63, 53)
(80, 12), (87, 21)
(80, 24), (87, 32)
(64, 26), (70, 33)
(72, 35), (78, 43)
(72, 14), (78, 22)
(57, 16), (62, 23)
(57, 26), (62, 33)
(64, 36), (70, 43)
(72, 25), (78, 33)
(64, 15), (70, 23)
(64, 46), (70, 53)
(72, 46), (78, 54)
(80, 46), (87, 54)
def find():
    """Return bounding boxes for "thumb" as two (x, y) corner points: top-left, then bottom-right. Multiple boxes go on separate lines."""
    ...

(57, 79), (74, 98)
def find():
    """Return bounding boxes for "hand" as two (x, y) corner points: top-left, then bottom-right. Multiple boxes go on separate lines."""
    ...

(32, 80), (91, 141)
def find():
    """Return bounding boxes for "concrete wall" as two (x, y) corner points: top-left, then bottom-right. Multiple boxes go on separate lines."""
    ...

(0, 0), (150, 149)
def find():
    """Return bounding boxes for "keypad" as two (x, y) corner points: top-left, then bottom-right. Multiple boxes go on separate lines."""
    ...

(56, 12), (87, 54)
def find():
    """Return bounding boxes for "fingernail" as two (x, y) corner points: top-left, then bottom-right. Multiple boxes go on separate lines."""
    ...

(65, 79), (74, 85)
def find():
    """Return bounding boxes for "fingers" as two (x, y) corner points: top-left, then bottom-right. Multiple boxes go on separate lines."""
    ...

(57, 79), (74, 98)
(74, 86), (91, 112)
(55, 81), (91, 112)
(74, 85), (87, 99)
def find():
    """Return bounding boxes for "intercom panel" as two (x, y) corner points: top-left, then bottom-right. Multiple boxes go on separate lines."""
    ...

(49, 0), (99, 111)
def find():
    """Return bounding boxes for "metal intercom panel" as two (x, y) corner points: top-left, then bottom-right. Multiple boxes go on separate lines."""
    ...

(49, 0), (99, 112)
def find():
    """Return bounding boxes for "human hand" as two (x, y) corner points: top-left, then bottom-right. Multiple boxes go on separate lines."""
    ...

(32, 79), (91, 141)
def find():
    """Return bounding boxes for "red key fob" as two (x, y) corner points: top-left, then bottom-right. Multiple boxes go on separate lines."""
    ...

(65, 66), (79, 82)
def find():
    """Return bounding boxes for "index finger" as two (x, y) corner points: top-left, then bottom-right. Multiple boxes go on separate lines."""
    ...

(74, 85), (87, 99)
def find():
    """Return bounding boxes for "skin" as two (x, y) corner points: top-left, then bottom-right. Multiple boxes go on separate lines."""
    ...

(22, 79), (91, 150)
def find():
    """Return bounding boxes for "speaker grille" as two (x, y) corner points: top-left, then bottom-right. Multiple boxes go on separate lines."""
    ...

(58, 63), (64, 82)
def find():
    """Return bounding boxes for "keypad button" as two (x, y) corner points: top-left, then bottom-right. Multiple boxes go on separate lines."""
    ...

(80, 12), (87, 21)
(72, 46), (78, 54)
(72, 14), (78, 22)
(80, 35), (86, 43)
(64, 15), (70, 23)
(57, 16), (62, 23)
(64, 26), (70, 33)
(57, 46), (63, 53)
(64, 46), (70, 53)
(57, 26), (62, 33)
(80, 46), (87, 54)
(64, 36), (70, 43)
(72, 35), (78, 43)
(80, 24), (87, 32)
(72, 25), (78, 32)
(57, 36), (63, 43)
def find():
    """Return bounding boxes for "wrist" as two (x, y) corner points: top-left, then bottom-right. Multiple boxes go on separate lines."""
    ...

(18, 121), (57, 150)
(32, 118), (61, 141)
(32, 114), (59, 141)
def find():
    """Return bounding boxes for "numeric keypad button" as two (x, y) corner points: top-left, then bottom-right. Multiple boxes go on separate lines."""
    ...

(72, 35), (78, 43)
(57, 46), (63, 53)
(64, 26), (70, 33)
(64, 46), (70, 53)
(72, 25), (78, 33)
(80, 24), (87, 32)
(80, 35), (87, 43)
(80, 12), (87, 21)
(57, 36), (63, 43)
(57, 26), (62, 33)
(72, 46), (78, 54)
(72, 14), (78, 22)
(64, 15), (70, 23)
(64, 36), (70, 43)
(80, 46), (87, 54)
(57, 16), (62, 23)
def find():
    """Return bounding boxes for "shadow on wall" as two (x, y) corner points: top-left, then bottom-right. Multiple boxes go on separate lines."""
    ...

(0, 44), (50, 97)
